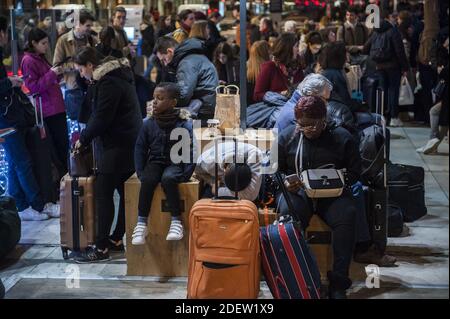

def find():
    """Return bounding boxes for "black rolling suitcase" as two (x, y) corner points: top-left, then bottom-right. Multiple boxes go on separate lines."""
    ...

(387, 163), (427, 222)
(25, 94), (57, 203)
(365, 88), (388, 253)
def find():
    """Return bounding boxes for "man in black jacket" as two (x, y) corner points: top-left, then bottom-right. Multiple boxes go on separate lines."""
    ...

(364, 15), (410, 127)
(155, 36), (219, 126)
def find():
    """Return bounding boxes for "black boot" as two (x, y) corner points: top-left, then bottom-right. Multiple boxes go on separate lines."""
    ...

(327, 271), (352, 300)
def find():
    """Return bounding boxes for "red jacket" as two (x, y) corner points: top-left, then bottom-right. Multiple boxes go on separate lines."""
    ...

(253, 61), (303, 102)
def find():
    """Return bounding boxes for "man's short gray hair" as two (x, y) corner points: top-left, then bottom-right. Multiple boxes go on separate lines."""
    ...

(297, 73), (333, 97)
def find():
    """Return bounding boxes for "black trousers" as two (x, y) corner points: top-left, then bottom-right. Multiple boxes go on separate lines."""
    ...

(277, 189), (357, 290)
(95, 171), (134, 250)
(418, 63), (438, 124)
(44, 112), (69, 178)
(138, 162), (189, 219)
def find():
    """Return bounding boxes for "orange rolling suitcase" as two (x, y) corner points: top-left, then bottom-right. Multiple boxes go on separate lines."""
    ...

(187, 138), (260, 299)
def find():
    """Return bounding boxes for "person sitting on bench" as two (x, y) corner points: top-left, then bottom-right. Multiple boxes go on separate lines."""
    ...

(276, 95), (360, 299)
(132, 82), (195, 245)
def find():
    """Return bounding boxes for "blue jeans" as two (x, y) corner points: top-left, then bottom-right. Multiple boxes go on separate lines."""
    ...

(377, 68), (402, 119)
(1, 127), (45, 212)
(64, 89), (84, 121)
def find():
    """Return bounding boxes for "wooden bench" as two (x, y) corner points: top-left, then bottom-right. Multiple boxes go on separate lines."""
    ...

(307, 215), (333, 283)
(124, 174), (199, 277)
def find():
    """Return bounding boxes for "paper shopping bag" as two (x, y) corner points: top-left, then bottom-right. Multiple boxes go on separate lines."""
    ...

(214, 85), (240, 133)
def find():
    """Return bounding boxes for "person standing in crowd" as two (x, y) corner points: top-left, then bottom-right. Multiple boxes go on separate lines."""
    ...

(131, 83), (195, 245)
(318, 16), (334, 43)
(214, 41), (240, 86)
(276, 95), (360, 299)
(95, 26), (123, 59)
(157, 15), (176, 38)
(247, 40), (271, 106)
(336, 7), (369, 57)
(0, 16), (56, 221)
(21, 28), (68, 184)
(38, 16), (52, 40)
(363, 12), (409, 127)
(254, 33), (302, 102)
(189, 20), (215, 61)
(283, 20), (297, 34)
(110, 6), (133, 59)
(172, 9), (196, 43)
(207, 12), (223, 43)
(138, 16), (155, 59)
(73, 47), (142, 263)
(417, 37), (449, 155)
(317, 42), (354, 109)
(154, 36), (218, 126)
(299, 31), (324, 76)
(398, 11), (416, 71)
(236, 10), (254, 53)
(53, 9), (96, 121)
(259, 17), (278, 42)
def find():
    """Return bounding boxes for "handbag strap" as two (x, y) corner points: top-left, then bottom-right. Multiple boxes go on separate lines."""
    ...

(295, 132), (304, 178)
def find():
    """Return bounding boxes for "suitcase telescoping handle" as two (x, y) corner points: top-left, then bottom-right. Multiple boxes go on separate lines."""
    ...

(31, 93), (46, 139)
(214, 136), (239, 200)
(375, 88), (387, 189)
(275, 172), (304, 234)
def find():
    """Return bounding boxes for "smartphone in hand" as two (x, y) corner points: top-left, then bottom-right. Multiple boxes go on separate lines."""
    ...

(285, 174), (301, 185)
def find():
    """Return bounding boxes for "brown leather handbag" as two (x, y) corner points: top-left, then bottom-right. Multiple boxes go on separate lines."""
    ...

(69, 146), (94, 177)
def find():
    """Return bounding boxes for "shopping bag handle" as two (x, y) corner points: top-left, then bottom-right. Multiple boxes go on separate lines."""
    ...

(215, 85), (240, 95)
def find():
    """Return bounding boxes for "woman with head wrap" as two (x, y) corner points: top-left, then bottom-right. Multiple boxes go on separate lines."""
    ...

(275, 95), (361, 299)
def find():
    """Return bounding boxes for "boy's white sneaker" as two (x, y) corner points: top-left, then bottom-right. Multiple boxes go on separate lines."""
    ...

(132, 223), (148, 245)
(43, 202), (60, 218)
(166, 220), (184, 241)
(19, 207), (49, 221)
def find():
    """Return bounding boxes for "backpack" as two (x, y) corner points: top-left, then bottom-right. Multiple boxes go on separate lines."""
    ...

(359, 124), (386, 184)
(370, 31), (393, 63)
(418, 34), (439, 68)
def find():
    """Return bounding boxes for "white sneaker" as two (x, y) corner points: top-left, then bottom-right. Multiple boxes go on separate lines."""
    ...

(166, 220), (184, 241)
(422, 138), (441, 155)
(131, 223), (148, 245)
(43, 202), (60, 218)
(416, 146), (425, 153)
(390, 118), (404, 127)
(19, 207), (49, 221)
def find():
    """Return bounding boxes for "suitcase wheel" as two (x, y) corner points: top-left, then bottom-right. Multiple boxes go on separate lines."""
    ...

(61, 247), (69, 260)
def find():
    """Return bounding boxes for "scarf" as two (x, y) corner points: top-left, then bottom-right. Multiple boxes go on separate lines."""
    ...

(153, 108), (180, 129)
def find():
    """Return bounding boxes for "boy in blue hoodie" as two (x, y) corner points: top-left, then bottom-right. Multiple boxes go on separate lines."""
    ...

(132, 82), (194, 244)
